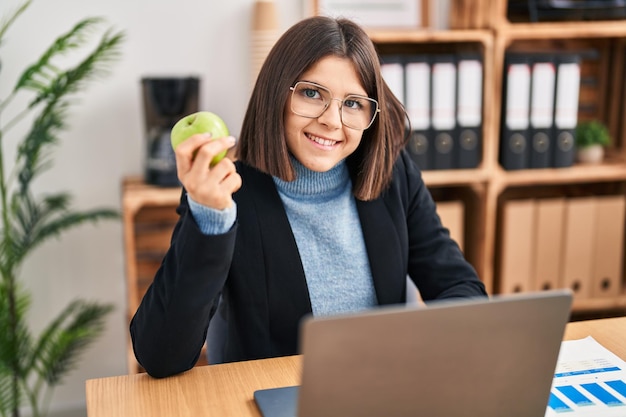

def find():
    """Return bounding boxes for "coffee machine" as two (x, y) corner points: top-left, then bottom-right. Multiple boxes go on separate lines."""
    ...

(141, 76), (200, 186)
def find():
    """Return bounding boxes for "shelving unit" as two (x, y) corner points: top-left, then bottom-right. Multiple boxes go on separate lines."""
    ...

(487, 1), (626, 316)
(364, 0), (626, 312)
(122, 0), (626, 372)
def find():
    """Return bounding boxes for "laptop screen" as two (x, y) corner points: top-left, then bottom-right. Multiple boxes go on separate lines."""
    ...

(255, 290), (572, 417)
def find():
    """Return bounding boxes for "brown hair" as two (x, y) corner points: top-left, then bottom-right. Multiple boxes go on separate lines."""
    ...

(237, 16), (407, 201)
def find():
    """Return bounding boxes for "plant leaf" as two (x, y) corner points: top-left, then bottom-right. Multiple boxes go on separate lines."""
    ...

(0, 0), (32, 48)
(32, 300), (113, 385)
(15, 104), (67, 193)
(0, 279), (33, 414)
(14, 17), (104, 93)
(24, 25), (125, 108)
(7, 191), (118, 265)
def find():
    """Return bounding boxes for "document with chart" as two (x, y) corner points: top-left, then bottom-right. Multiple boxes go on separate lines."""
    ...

(546, 336), (626, 416)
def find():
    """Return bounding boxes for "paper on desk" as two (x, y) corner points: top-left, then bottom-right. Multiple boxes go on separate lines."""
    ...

(545, 336), (626, 416)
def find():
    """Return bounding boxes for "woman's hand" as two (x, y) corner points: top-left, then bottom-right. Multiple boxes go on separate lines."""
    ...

(174, 133), (242, 210)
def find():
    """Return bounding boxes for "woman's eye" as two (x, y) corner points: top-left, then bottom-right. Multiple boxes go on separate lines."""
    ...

(303, 88), (320, 99)
(344, 99), (362, 110)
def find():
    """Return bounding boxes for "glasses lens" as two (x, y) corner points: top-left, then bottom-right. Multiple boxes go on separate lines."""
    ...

(342, 95), (378, 130)
(290, 81), (379, 130)
(291, 82), (331, 119)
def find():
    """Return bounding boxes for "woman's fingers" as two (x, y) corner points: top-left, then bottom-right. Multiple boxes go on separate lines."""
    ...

(174, 135), (241, 210)
(174, 133), (214, 174)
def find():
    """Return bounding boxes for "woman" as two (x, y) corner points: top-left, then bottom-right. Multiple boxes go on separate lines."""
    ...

(130, 16), (487, 378)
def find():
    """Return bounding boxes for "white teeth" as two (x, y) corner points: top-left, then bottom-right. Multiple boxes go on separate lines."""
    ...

(308, 133), (336, 146)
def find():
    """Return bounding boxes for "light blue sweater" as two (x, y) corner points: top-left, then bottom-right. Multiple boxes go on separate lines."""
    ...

(188, 159), (378, 316)
(273, 159), (377, 316)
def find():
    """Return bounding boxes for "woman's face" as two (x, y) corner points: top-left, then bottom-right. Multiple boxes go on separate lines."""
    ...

(284, 55), (368, 172)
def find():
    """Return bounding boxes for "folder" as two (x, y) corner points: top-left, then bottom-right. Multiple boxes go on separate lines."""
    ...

(560, 197), (595, 298)
(552, 54), (581, 168)
(499, 199), (535, 294)
(436, 200), (465, 252)
(528, 55), (556, 169)
(455, 53), (483, 169)
(405, 55), (432, 170)
(500, 53), (531, 170)
(531, 198), (565, 291)
(591, 195), (626, 298)
(380, 55), (405, 106)
(431, 55), (457, 170)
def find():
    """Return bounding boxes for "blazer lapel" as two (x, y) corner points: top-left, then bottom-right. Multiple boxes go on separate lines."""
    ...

(356, 198), (406, 305)
(237, 164), (312, 352)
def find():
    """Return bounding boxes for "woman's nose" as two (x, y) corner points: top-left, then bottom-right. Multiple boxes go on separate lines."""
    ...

(317, 98), (343, 129)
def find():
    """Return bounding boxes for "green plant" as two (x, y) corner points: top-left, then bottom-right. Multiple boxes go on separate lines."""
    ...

(575, 120), (611, 148)
(0, 1), (125, 416)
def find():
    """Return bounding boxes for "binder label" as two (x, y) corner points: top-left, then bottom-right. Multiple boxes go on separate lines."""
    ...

(381, 61), (405, 105)
(405, 61), (430, 130)
(457, 59), (483, 128)
(530, 62), (556, 129)
(432, 62), (456, 130)
(554, 62), (581, 129)
(505, 64), (531, 130)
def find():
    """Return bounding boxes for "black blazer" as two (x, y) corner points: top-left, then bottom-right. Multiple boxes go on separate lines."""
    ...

(130, 151), (487, 378)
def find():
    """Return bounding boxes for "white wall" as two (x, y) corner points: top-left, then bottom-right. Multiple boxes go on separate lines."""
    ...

(0, 0), (303, 414)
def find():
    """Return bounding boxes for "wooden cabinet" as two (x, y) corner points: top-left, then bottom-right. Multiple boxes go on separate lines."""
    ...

(366, 0), (626, 314)
(487, 12), (626, 316)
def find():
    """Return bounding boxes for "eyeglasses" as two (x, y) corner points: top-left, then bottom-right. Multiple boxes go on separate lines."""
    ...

(289, 81), (380, 130)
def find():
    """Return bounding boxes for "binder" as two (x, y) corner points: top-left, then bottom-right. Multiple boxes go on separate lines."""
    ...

(560, 197), (595, 298)
(431, 55), (457, 170)
(500, 53), (531, 170)
(528, 55), (556, 169)
(591, 195), (626, 298)
(405, 55), (432, 170)
(552, 54), (581, 168)
(498, 199), (535, 294)
(408, 131), (430, 171)
(436, 200), (465, 252)
(455, 53), (483, 169)
(380, 55), (405, 106)
(531, 198), (565, 291)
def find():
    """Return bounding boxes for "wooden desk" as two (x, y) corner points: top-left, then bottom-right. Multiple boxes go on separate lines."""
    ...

(86, 317), (626, 417)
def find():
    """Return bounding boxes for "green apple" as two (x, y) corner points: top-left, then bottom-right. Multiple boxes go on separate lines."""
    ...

(170, 111), (230, 165)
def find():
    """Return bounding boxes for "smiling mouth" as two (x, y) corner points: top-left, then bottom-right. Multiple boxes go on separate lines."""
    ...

(306, 133), (338, 147)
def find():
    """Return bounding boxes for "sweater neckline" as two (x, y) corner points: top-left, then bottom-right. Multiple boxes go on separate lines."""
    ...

(273, 157), (350, 199)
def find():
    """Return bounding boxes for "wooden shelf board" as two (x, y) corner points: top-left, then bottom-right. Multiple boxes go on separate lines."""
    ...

(499, 20), (626, 40)
(368, 29), (492, 44)
(122, 179), (182, 214)
(496, 162), (626, 187)
(423, 167), (491, 187)
(573, 296), (626, 313)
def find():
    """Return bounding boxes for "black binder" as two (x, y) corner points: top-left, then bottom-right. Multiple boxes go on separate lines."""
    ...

(456, 53), (483, 169)
(408, 130), (430, 170)
(431, 54), (457, 170)
(552, 54), (581, 168)
(528, 54), (556, 169)
(404, 54), (432, 170)
(500, 53), (531, 171)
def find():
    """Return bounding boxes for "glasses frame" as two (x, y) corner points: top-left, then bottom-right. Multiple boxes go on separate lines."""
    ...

(289, 81), (380, 130)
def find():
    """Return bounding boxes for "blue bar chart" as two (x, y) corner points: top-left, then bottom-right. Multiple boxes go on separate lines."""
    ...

(545, 337), (626, 416)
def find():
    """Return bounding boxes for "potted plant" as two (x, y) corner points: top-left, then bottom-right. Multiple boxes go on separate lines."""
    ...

(575, 120), (611, 164)
(0, 1), (124, 416)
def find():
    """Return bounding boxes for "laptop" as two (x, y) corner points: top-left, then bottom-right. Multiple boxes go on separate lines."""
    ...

(254, 289), (573, 417)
